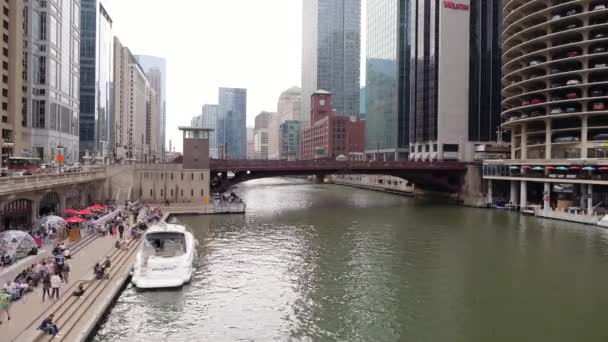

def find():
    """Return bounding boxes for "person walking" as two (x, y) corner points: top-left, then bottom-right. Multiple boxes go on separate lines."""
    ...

(62, 263), (70, 283)
(50, 272), (62, 300)
(0, 288), (11, 324)
(118, 223), (124, 240)
(41, 272), (51, 302)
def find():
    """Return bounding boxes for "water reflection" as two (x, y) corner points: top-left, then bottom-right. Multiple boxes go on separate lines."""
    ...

(95, 178), (608, 342)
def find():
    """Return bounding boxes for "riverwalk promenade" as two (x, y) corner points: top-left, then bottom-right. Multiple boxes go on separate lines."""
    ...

(0, 209), (139, 342)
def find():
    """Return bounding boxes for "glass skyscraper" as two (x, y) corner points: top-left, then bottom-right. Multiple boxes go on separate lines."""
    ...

(468, 0), (502, 142)
(365, 0), (410, 161)
(80, 0), (113, 160)
(301, 0), (360, 125)
(218, 87), (247, 159)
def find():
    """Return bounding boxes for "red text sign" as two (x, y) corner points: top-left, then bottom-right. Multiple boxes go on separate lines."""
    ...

(444, 1), (469, 10)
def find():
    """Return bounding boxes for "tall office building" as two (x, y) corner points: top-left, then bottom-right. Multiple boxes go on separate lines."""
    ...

(80, 0), (113, 162)
(136, 55), (166, 161)
(23, 0), (81, 163)
(246, 127), (254, 160)
(359, 87), (366, 121)
(409, 0), (501, 162)
(253, 111), (272, 160)
(113, 38), (159, 163)
(301, 0), (361, 125)
(365, 0), (410, 161)
(269, 87), (302, 159)
(0, 0), (27, 163)
(191, 104), (219, 158)
(218, 87), (246, 159)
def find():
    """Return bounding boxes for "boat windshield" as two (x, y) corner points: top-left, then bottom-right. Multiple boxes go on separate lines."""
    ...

(144, 232), (186, 257)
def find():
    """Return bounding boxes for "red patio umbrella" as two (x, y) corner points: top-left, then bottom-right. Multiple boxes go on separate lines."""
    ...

(66, 216), (85, 224)
(599, 167), (608, 171)
(76, 209), (92, 216)
(545, 166), (556, 170)
(88, 205), (104, 212)
(522, 165), (532, 169)
(569, 166), (581, 170)
(64, 208), (78, 215)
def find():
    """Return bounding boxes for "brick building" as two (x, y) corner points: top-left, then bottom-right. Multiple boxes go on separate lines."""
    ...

(301, 90), (365, 160)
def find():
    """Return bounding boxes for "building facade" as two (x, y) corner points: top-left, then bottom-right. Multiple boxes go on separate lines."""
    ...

(1, 0), (27, 163)
(279, 120), (301, 160)
(483, 1), (608, 214)
(301, 0), (361, 126)
(246, 127), (254, 159)
(301, 91), (365, 160)
(218, 87), (246, 159)
(269, 86), (301, 159)
(22, 0), (81, 164)
(191, 104), (219, 159)
(113, 38), (159, 163)
(365, 0), (410, 161)
(80, 0), (113, 162)
(409, 0), (501, 162)
(135, 55), (167, 161)
(253, 111), (273, 160)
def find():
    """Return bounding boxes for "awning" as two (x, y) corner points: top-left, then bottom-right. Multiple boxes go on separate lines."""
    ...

(64, 208), (78, 215)
(66, 217), (85, 224)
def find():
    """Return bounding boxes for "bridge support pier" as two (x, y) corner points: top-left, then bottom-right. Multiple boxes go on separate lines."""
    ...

(312, 175), (324, 184)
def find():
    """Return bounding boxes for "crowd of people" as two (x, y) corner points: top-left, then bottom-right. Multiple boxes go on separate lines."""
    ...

(0, 202), (164, 337)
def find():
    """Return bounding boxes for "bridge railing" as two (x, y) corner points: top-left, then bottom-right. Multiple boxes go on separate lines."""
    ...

(209, 159), (467, 171)
(0, 170), (107, 195)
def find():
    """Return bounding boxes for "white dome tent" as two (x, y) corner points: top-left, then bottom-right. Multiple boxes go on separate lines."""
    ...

(0, 230), (37, 259)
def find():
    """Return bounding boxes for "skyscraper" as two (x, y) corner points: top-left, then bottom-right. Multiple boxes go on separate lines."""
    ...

(253, 111), (272, 160)
(409, 0), (501, 162)
(218, 87), (247, 159)
(301, 0), (361, 125)
(135, 55), (166, 161)
(0, 0), (27, 162)
(113, 38), (159, 163)
(80, 0), (113, 162)
(365, 0), (410, 161)
(269, 87), (302, 160)
(23, 0), (81, 163)
(191, 104), (219, 159)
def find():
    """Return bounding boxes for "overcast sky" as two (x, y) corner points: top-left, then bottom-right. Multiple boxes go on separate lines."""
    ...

(102, 0), (365, 152)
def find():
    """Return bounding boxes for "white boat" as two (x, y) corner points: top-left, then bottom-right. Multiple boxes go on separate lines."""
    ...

(598, 215), (608, 228)
(131, 222), (197, 289)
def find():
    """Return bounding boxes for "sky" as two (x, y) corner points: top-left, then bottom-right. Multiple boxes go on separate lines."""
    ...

(102, 0), (365, 152)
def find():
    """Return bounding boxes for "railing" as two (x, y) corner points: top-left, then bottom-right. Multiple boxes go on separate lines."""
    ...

(0, 170), (107, 195)
(535, 207), (601, 225)
(210, 159), (467, 171)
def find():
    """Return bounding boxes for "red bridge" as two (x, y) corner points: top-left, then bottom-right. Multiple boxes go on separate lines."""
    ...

(209, 159), (468, 193)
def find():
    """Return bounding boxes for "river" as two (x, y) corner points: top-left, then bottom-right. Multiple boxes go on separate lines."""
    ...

(93, 178), (608, 342)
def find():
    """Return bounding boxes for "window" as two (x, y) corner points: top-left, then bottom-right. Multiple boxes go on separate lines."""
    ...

(1, 102), (6, 111)
(201, 189), (204, 196)
(150, 189), (153, 197)
(170, 189), (173, 196)
(181, 173), (183, 180)
(171, 173), (173, 180)
(2, 47), (7, 57)
(191, 173), (193, 180)
(2, 34), (7, 43)
(3, 20), (7, 29)
(191, 189), (193, 196)
(180, 189), (183, 196)
(160, 189), (164, 196)
(201, 173), (204, 180)
(443, 144), (459, 152)
(161, 173), (163, 180)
